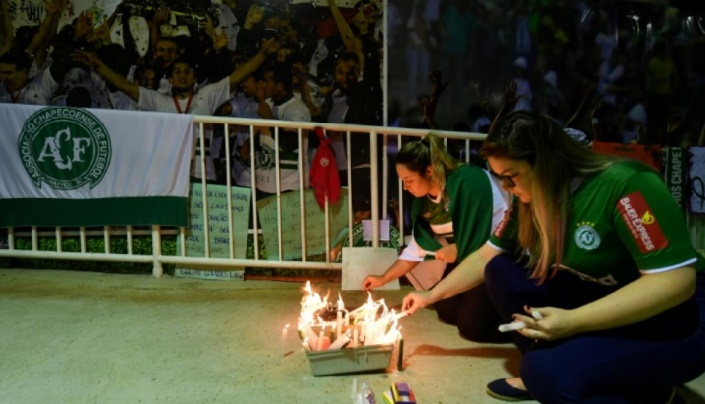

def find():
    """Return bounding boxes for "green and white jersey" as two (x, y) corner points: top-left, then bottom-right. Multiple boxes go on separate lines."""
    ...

(402, 165), (509, 262)
(489, 160), (703, 288)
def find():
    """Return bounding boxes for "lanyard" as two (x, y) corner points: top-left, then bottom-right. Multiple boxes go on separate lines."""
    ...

(172, 93), (194, 114)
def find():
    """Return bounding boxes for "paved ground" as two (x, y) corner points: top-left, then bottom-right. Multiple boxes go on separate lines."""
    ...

(1, 268), (704, 404)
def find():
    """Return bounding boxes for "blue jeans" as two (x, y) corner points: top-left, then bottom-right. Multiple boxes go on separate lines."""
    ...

(484, 254), (705, 403)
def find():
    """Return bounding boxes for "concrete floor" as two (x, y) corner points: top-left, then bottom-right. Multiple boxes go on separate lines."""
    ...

(1, 268), (704, 404)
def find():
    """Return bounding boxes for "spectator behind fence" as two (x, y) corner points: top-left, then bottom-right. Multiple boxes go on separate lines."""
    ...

(73, 37), (279, 181)
(321, 0), (383, 219)
(363, 133), (510, 343)
(0, 45), (70, 105)
(228, 67), (275, 192)
(257, 61), (311, 193)
(402, 111), (705, 402)
(0, 0), (65, 71)
(73, 37), (279, 115)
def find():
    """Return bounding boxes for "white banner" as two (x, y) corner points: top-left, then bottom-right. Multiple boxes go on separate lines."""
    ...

(0, 104), (194, 227)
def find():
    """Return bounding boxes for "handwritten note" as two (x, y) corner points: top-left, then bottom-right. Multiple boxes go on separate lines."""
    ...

(175, 268), (245, 281)
(256, 188), (349, 261)
(177, 183), (251, 259)
(341, 247), (399, 291)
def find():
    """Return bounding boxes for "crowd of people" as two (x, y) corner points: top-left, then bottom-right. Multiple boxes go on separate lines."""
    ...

(389, 0), (705, 148)
(4, 0), (705, 207)
(4, 1), (705, 402)
(0, 0), (384, 215)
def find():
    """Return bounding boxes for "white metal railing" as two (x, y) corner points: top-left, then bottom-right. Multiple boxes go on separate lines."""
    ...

(1, 113), (487, 277)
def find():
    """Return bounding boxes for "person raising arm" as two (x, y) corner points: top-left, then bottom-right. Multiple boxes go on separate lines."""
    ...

(72, 37), (280, 105)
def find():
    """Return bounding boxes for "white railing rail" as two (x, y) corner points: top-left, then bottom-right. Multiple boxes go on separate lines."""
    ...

(0, 113), (488, 277)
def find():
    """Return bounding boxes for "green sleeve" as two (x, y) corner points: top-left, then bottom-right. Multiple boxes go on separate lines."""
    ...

(447, 165), (496, 260)
(611, 169), (703, 272)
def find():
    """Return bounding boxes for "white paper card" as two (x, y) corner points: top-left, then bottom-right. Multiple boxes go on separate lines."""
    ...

(380, 220), (390, 241)
(362, 219), (391, 241)
(362, 220), (372, 241)
(341, 247), (400, 291)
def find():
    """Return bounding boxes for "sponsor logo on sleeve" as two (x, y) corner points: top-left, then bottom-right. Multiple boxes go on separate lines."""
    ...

(493, 208), (512, 238)
(616, 192), (668, 253)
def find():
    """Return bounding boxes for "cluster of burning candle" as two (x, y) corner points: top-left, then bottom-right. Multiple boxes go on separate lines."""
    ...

(298, 281), (406, 352)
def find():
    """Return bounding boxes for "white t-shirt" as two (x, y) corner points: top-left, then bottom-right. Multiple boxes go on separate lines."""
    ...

(137, 76), (231, 115)
(109, 90), (138, 111)
(137, 77), (231, 181)
(0, 67), (59, 105)
(269, 96), (311, 122)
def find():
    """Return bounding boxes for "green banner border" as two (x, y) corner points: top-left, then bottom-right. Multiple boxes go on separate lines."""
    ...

(0, 197), (187, 227)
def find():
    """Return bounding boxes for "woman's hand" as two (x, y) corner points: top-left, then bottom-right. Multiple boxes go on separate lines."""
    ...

(362, 275), (385, 292)
(514, 305), (578, 341)
(402, 291), (434, 315)
(435, 244), (457, 263)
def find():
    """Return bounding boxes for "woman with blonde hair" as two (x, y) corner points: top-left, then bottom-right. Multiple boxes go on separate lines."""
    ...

(363, 133), (510, 342)
(402, 111), (705, 402)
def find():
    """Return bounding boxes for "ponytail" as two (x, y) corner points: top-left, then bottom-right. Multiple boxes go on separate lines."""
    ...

(396, 133), (459, 191)
(426, 133), (459, 191)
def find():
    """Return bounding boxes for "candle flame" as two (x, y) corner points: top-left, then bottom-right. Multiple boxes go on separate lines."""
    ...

(298, 281), (403, 350)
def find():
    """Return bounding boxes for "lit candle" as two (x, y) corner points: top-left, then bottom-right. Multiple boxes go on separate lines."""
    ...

(281, 323), (289, 356)
(336, 311), (343, 339)
(353, 328), (359, 347)
(302, 325), (318, 349)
